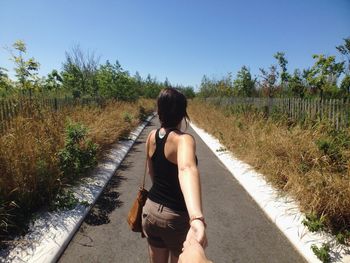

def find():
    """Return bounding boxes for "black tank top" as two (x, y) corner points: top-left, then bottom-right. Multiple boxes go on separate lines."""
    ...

(148, 128), (187, 211)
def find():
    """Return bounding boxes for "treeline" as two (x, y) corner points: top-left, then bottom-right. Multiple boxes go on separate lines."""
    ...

(0, 41), (195, 100)
(198, 38), (350, 100)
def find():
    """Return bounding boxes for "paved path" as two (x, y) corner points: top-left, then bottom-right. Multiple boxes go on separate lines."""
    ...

(58, 118), (306, 263)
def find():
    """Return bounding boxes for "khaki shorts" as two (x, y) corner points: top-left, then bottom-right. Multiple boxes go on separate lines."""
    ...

(142, 199), (190, 257)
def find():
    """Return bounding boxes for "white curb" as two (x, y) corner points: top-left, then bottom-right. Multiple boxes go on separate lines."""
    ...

(1, 115), (154, 263)
(190, 122), (350, 263)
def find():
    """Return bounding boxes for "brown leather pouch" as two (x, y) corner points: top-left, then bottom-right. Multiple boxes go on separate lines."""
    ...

(127, 187), (148, 233)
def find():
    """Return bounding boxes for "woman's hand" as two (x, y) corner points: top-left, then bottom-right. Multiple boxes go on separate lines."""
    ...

(186, 219), (207, 248)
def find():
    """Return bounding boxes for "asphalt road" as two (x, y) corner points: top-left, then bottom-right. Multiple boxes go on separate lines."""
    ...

(58, 118), (306, 263)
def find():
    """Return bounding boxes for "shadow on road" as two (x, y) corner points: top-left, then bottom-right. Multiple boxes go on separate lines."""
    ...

(85, 170), (126, 226)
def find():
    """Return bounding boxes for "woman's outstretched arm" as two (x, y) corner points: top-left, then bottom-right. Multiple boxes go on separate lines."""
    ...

(177, 134), (207, 247)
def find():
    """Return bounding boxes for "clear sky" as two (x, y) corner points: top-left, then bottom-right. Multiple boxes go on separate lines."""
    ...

(1, 0), (349, 90)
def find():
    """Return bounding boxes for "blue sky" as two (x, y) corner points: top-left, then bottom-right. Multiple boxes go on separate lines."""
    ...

(1, 0), (349, 90)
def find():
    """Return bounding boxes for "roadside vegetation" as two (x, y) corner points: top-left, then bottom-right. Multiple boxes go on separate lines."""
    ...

(0, 98), (155, 246)
(0, 40), (194, 247)
(189, 100), (350, 235)
(188, 37), (350, 261)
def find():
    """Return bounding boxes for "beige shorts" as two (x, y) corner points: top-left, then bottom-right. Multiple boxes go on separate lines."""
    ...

(142, 199), (190, 257)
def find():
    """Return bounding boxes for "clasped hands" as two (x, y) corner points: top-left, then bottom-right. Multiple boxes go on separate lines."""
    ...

(179, 219), (211, 263)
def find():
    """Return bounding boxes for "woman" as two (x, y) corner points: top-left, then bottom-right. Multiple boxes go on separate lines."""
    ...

(142, 87), (207, 263)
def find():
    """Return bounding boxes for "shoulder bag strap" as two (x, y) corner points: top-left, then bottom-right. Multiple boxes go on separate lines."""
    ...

(141, 133), (150, 189)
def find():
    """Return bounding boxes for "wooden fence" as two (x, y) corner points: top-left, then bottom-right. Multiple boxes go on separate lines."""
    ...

(206, 97), (350, 130)
(0, 97), (104, 134)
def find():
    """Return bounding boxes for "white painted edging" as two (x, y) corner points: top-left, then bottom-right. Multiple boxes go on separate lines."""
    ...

(1, 115), (154, 263)
(190, 122), (350, 263)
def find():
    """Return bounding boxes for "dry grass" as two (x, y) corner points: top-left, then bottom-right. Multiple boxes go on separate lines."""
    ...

(0, 99), (155, 238)
(189, 100), (350, 232)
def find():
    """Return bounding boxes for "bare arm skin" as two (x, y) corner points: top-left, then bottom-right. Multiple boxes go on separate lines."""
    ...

(146, 130), (156, 183)
(177, 134), (202, 216)
(177, 134), (207, 247)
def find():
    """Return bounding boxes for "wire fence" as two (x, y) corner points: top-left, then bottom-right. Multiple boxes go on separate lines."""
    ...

(205, 97), (350, 130)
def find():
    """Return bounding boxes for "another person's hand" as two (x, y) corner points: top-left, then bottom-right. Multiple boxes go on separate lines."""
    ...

(186, 219), (207, 248)
(179, 237), (212, 263)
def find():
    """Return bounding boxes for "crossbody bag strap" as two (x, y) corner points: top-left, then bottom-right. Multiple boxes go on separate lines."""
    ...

(141, 133), (150, 189)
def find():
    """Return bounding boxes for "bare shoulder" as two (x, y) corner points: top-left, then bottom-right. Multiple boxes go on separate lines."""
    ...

(147, 129), (157, 144)
(148, 129), (157, 139)
(174, 131), (196, 146)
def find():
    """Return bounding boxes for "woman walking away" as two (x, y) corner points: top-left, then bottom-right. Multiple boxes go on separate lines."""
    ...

(142, 87), (207, 263)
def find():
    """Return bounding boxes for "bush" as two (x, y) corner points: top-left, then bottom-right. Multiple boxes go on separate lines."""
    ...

(58, 122), (98, 181)
(302, 213), (326, 232)
(311, 243), (331, 263)
(138, 105), (148, 121)
(316, 129), (350, 172)
(123, 112), (133, 123)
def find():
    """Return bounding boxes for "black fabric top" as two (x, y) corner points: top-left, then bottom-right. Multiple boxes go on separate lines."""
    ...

(148, 128), (188, 212)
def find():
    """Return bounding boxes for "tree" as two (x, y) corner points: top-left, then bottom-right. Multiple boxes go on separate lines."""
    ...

(306, 54), (344, 99)
(96, 60), (139, 101)
(177, 86), (196, 99)
(111, 62), (139, 101)
(45, 70), (62, 92)
(259, 66), (280, 98)
(198, 75), (214, 98)
(336, 37), (350, 73)
(233, 66), (256, 97)
(0, 67), (11, 93)
(274, 52), (290, 95)
(61, 45), (99, 97)
(7, 40), (40, 95)
(274, 52), (290, 83)
(164, 77), (171, 88)
(143, 74), (162, 98)
(288, 69), (306, 98)
(198, 74), (234, 98)
(217, 73), (234, 97)
(336, 37), (350, 98)
(96, 60), (115, 98)
(340, 75), (350, 98)
(134, 71), (143, 95)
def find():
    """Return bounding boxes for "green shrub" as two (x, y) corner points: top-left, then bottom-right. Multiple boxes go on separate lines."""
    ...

(302, 213), (326, 232)
(58, 121), (98, 181)
(311, 243), (331, 263)
(50, 190), (79, 211)
(316, 129), (350, 171)
(336, 230), (350, 245)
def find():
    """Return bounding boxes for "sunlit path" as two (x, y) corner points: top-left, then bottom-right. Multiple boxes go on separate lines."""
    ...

(58, 117), (305, 263)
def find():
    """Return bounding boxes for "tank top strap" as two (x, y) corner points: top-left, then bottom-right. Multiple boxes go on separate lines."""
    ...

(155, 128), (178, 154)
(162, 128), (178, 143)
(155, 128), (161, 146)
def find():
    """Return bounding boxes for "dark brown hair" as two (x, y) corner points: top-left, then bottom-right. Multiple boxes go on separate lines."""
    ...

(157, 88), (189, 128)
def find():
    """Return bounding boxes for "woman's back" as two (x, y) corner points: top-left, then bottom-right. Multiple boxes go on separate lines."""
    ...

(147, 128), (187, 211)
(148, 128), (180, 164)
